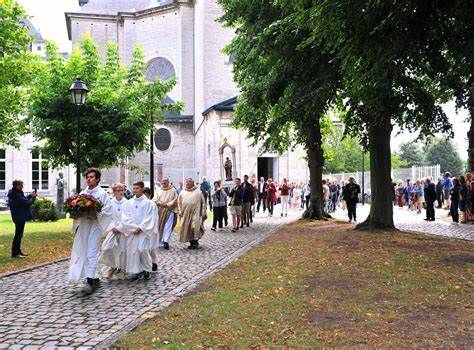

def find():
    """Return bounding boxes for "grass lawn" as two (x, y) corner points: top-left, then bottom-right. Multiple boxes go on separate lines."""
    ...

(115, 220), (473, 349)
(0, 214), (73, 274)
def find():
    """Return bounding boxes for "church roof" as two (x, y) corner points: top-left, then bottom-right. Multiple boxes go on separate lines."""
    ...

(76, 0), (174, 15)
(202, 97), (237, 116)
(24, 19), (44, 42)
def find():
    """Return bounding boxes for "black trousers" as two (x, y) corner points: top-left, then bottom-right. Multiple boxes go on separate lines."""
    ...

(223, 206), (228, 225)
(212, 206), (225, 228)
(347, 201), (357, 221)
(305, 195), (311, 210)
(426, 201), (435, 220)
(450, 201), (459, 222)
(257, 193), (266, 212)
(12, 221), (26, 256)
(267, 198), (274, 215)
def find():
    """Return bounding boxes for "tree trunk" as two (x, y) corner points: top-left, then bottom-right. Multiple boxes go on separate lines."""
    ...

(303, 122), (325, 220)
(356, 117), (395, 230)
(468, 89), (474, 172)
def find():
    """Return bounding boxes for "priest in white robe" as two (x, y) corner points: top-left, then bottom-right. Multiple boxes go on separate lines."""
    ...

(68, 168), (114, 295)
(178, 177), (207, 249)
(100, 183), (128, 278)
(118, 181), (156, 280)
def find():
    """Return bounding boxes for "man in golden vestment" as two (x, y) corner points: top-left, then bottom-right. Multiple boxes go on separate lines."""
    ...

(178, 177), (207, 249)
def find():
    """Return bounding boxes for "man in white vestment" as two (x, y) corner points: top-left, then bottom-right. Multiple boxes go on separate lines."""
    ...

(119, 181), (156, 280)
(100, 183), (128, 278)
(69, 168), (114, 295)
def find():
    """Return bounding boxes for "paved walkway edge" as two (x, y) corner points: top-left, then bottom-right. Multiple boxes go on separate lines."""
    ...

(0, 257), (69, 279)
(96, 219), (297, 349)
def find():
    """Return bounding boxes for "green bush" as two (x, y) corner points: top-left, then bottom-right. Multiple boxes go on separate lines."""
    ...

(32, 197), (59, 222)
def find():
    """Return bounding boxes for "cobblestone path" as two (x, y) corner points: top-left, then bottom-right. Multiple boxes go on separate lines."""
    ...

(332, 205), (474, 241)
(1, 204), (472, 349)
(0, 212), (296, 349)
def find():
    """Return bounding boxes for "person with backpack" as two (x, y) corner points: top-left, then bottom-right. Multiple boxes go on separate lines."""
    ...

(442, 172), (453, 210)
(342, 176), (361, 223)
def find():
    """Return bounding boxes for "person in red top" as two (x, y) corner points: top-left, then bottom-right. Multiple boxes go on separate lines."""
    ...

(279, 178), (290, 217)
(266, 178), (277, 217)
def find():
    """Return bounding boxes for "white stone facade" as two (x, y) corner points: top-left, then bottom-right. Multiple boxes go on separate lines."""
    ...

(65, 0), (310, 185)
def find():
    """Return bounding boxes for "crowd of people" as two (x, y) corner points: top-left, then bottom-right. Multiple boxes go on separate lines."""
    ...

(7, 166), (471, 295)
(392, 172), (474, 223)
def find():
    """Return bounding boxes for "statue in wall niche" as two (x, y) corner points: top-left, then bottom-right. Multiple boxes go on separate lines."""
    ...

(224, 157), (233, 180)
(56, 172), (65, 212)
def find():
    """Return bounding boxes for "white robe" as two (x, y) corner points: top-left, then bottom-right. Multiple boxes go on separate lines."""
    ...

(68, 185), (114, 281)
(100, 196), (128, 270)
(118, 195), (156, 274)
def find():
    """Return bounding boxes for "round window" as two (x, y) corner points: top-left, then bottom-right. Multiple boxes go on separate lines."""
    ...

(154, 128), (172, 151)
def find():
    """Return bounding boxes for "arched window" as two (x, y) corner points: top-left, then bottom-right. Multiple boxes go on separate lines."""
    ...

(146, 57), (176, 82)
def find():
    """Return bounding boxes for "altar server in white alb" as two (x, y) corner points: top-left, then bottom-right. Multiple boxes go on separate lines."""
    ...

(69, 168), (113, 295)
(119, 181), (156, 280)
(100, 183), (128, 278)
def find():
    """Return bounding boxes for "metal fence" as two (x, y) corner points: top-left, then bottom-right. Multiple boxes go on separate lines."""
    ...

(324, 164), (441, 194)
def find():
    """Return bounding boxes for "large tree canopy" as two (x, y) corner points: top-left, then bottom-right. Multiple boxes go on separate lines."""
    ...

(0, 0), (38, 146)
(424, 138), (464, 177)
(296, 0), (452, 229)
(218, 0), (341, 219)
(29, 36), (181, 171)
(396, 141), (425, 168)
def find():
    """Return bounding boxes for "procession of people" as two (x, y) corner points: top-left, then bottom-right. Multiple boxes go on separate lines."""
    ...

(62, 167), (321, 295)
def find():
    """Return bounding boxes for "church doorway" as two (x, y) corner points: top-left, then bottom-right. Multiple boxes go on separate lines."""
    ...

(257, 157), (279, 181)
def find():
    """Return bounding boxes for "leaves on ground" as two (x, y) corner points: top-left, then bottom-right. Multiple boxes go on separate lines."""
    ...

(115, 219), (473, 348)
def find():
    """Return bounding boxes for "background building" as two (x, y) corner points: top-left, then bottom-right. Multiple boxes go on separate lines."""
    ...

(0, 0), (310, 203)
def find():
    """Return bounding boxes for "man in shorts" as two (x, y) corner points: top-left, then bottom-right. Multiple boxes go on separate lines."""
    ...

(228, 178), (243, 232)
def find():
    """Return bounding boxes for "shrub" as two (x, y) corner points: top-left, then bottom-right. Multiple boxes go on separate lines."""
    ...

(32, 197), (59, 222)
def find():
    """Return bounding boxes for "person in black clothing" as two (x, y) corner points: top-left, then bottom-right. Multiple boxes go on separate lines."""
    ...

(390, 178), (397, 206)
(435, 177), (443, 208)
(424, 178), (436, 221)
(328, 181), (339, 213)
(241, 175), (254, 228)
(450, 178), (461, 223)
(256, 177), (267, 213)
(7, 180), (37, 258)
(342, 176), (361, 223)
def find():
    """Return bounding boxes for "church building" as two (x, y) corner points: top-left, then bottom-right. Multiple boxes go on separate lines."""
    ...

(65, 0), (309, 187)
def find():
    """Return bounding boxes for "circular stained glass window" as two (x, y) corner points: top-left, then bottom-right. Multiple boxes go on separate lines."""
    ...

(154, 128), (172, 151)
(146, 57), (176, 82)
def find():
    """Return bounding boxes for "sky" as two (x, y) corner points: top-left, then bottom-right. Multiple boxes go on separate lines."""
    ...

(18, 0), (471, 159)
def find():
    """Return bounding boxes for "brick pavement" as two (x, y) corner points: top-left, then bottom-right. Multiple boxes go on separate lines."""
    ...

(332, 205), (474, 241)
(0, 210), (296, 349)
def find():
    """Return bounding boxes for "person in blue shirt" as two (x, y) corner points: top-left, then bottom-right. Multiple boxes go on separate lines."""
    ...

(413, 179), (425, 214)
(7, 180), (37, 258)
(406, 180), (414, 210)
(199, 176), (212, 211)
(442, 172), (453, 209)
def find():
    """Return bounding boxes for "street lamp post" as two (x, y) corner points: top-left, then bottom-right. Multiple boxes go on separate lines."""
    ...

(69, 78), (89, 194)
(150, 128), (155, 198)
